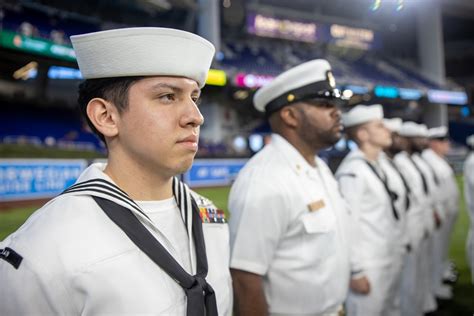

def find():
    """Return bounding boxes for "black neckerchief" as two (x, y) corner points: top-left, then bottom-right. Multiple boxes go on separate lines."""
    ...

(408, 155), (429, 194)
(386, 158), (411, 212)
(363, 160), (400, 221)
(62, 177), (217, 316)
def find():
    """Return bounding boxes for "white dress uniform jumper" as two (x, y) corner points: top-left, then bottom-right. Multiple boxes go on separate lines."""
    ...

(0, 163), (232, 315)
(336, 149), (403, 316)
(422, 147), (459, 298)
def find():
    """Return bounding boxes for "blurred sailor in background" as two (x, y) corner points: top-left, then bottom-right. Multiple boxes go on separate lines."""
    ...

(0, 27), (232, 316)
(336, 105), (403, 316)
(380, 117), (411, 316)
(384, 118), (429, 316)
(423, 126), (459, 299)
(465, 135), (474, 284)
(396, 122), (438, 315)
(405, 123), (442, 313)
(229, 59), (368, 316)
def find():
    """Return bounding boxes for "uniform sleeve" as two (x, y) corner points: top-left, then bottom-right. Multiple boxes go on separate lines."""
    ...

(228, 177), (289, 275)
(336, 167), (367, 275)
(0, 243), (71, 315)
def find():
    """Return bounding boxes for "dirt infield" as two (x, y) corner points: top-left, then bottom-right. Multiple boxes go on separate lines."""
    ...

(0, 199), (50, 212)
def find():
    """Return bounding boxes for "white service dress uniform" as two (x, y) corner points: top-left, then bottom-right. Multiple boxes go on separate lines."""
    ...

(379, 153), (410, 315)
(393, 151), (432, 316)
(422, 147), (459, 297)
(465, 149), (474, 283)
(410, 152), (439, 312)
(0, 163), (232, 315)
(336, 149), (404, 316)
(229, 134), (359, 316)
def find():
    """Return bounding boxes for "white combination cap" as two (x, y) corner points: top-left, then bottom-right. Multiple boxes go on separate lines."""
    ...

(253, 59), (342, 113)
(428, 126), (448, 139)
(342, 104), (383, 128)
(399, 121), (428, 137)
(70, 27), (215, 88)
(467, 135), (474, 147)
(384, 118), (403, 133)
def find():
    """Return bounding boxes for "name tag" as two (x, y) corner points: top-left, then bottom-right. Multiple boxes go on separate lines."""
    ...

(307, 199), (325, 212)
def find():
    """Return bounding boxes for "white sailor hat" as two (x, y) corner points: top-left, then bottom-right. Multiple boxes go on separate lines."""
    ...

(70, 27), (215, 88)
(384, 118), (403, 133)
(428, 126), (449, 139)
(253, 59), (342, 113)
(399, 121), (428, 137)
(342, 104), (384, 128)
(467, 135), (474, 147)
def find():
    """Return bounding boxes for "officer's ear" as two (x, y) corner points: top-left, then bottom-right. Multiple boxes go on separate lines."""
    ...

(86, 98), (120, 139)
(279, 105), (300, 128)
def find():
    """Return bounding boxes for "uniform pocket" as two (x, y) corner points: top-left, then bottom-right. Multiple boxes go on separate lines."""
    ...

(301, 207), (336, 234)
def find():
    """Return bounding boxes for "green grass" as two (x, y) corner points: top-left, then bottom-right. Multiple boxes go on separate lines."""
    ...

(1, 183), (472, 314)
(440, 176), (474, 315)
(0, 144), (105, 159)
(0, 206), (37, 240)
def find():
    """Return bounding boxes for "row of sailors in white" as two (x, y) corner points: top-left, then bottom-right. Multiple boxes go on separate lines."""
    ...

(336, 105), (459, 316)
(227, 58), (463, 316)
(465, 135), (474, 285)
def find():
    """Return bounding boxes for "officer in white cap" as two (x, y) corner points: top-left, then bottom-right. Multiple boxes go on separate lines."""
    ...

(465, 135), (474, 284)
(0, 27), (232, 316)
(229, 59), (366, 316)
(336, 105), (404, 316)
(396, 122), (439, 314)
(422, 126), (459, 299)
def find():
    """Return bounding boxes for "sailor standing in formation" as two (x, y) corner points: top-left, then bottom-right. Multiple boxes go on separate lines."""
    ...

(423, 126), (460, 299)
(336, 105), (404, 316)
(0, 27), (232, 316)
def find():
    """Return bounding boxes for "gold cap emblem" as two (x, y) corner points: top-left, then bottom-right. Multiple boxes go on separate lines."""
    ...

(287, 93), (295, 102)
(326, 70), (336, 88)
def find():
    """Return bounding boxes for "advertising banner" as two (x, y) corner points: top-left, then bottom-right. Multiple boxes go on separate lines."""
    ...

(0, 159), (87, 202)
(183, 159), (248, 188)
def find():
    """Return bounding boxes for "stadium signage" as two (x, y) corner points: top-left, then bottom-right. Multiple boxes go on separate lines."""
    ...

(399, 88), (422, 100)
(183, 159), (248, 188)
(344, 85), (370, 94)
(234, 73), (274, 88)
(247, 13), (318, 42)
(0, 30), (76, 62)
(0, 159), (87, 202)
(374, 85), (399, 98)
(206, 69), (227, 86)
(329, 24), (375, 50)
(427, 90), (468, 105)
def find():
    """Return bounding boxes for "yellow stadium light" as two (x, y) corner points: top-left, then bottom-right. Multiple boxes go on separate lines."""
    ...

(206, 69), (227, 86)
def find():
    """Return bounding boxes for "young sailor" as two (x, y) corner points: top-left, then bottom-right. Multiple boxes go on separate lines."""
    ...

(0, 27), (232, 316)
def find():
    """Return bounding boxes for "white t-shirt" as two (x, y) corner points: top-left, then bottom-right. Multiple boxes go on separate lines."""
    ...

(137, 198), (192, 274)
